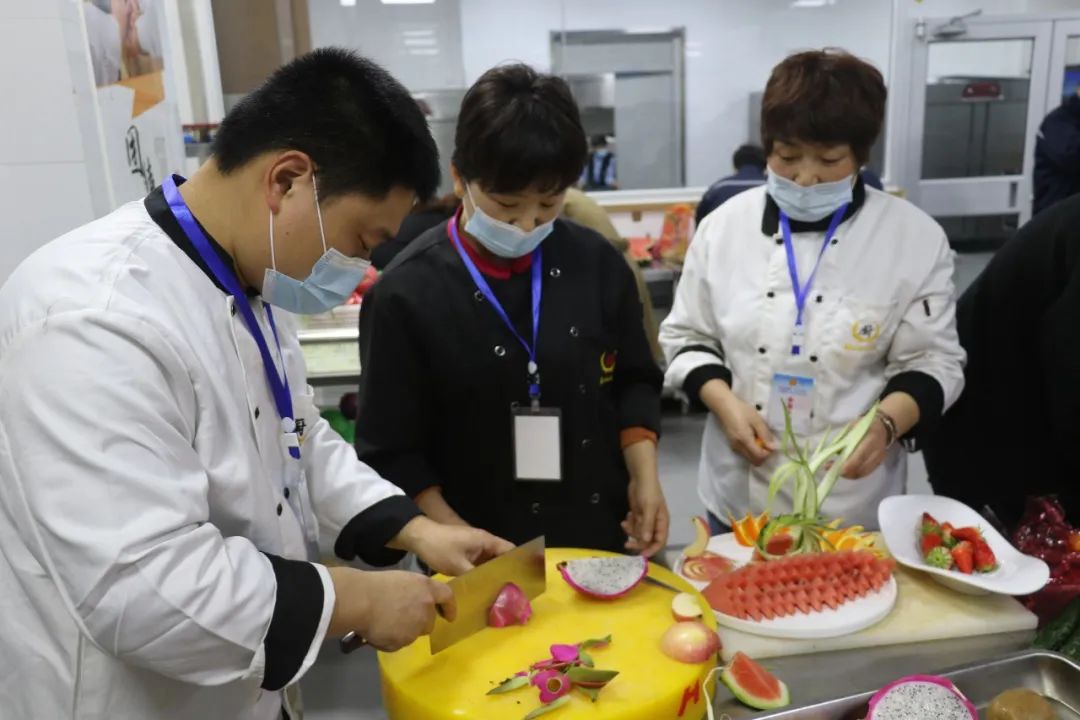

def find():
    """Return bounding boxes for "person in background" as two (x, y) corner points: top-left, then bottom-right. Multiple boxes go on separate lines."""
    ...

(660, 49), (965, 534)
(1033, 88), (1080, 215)
(924, 195), (1080, 528)
(355, 64), (668, 556)
(582, 134), (618, 190)
(0, 49), (513, 720)
(561, 187), (663, 365)
(371, 193), (460, 270)
(695, 144), (767, 226)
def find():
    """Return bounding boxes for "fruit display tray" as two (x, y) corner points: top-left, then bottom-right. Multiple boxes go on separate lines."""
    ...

(750, 650), (1080, 719)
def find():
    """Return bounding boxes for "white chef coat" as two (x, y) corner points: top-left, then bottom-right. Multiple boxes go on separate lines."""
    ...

(0, 200), (411, 719)
(661, 185), (965, 529)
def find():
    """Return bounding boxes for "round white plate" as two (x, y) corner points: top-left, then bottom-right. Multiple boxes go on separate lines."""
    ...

(878, 494), (1051, 597)
(675, 533), (898, 639)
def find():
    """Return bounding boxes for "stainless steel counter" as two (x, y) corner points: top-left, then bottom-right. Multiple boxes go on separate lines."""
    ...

(712, 630), (1034, 718)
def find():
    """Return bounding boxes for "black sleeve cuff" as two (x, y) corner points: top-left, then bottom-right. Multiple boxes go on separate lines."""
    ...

(617, 382), (662, 435)
(683, 365), (733, 412)
(881, 371), (945, 448)
(334, 494), (422, 566)
(260, 553), (323, 691)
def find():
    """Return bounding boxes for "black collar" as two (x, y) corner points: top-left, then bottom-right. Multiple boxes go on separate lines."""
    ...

(145, 178), (256, 296)
(761, 176), (867, 236)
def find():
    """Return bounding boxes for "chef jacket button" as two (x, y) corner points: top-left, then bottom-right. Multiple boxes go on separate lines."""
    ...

(766, 291), (775, 299)
(581, 438), (592, 449)
(550, 267), (562, 279)
(230, 304), (237, 316)
(473, 290), (484, 302)
(816, 295), (823, 303)
(831, 238), (839, 246)
(276, 503), (283, 516)
(810, 354), (819, 363)
(579, 384), (587, 395)
(531, 502), (541, 515)
(284, 487), (290, 499)
(590, 493), (600, 504)
(494, 345), (507, 357)
(569, 326), (579, 338)
(510, 401), (520, 411)
(755, 403), (763, 411)
(254, 407), (261, 419)
(775, 238), (783, 246)
(758, 347), (767, 355)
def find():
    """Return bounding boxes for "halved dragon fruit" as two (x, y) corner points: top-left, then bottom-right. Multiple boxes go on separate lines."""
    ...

(558, 556), (648, 599)
(867, 675), (977, 720)
(488, 582), (532, 628)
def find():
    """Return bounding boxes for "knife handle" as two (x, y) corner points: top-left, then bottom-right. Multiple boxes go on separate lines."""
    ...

(339, 601), (449, 654)
(339, 631), (367, 654)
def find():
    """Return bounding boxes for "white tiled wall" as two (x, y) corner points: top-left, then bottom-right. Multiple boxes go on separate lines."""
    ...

(0, 0), (102, 284)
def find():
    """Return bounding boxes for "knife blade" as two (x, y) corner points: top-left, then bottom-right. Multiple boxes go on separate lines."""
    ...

(428, 535), (546, 654)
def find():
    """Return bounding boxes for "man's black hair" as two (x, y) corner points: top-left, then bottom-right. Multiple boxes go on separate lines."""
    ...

(452, 64), (587, 194)
(733, 144), (766, 171)
(213, 48), (439, 201)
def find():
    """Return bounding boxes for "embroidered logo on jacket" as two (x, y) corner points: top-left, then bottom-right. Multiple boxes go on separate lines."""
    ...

(843, 319), (883, 351)
(600, 351), (617, 384)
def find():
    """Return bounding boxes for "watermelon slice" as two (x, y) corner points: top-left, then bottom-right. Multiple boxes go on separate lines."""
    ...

(720, 652), (790, 710)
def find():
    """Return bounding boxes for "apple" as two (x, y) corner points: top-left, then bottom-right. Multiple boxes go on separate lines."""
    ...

(683, 516), (710, 558)
(660, 621), (721, 664)
(672, 592), (704, 622)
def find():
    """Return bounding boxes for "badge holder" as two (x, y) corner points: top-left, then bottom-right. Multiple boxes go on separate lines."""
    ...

(512, 369), (563, 483)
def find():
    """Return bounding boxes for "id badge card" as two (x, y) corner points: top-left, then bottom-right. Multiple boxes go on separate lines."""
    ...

(767, 373), (816, 435)
(512, 406), (563, 482)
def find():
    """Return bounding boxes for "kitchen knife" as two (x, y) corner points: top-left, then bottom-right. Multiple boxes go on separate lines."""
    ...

(428, 535), (546, 654)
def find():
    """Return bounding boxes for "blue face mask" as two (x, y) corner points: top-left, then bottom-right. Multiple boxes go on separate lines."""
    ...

(766, 169), (854, 222)
(464, 186), (554, 258)
(262, 176), (371, 315)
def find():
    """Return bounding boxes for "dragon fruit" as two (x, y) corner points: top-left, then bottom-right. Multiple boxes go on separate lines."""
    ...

(488, 582), (533, 628)
(558, 556), (648, 599)
(866, 675), (977, 720)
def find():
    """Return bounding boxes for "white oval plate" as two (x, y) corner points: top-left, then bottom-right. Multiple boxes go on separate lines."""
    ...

(878, 494), (1050, 597)
(675, 533), (898, 639)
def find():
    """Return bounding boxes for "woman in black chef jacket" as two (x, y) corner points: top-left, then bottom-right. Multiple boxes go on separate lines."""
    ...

(354, 64), (668, 556)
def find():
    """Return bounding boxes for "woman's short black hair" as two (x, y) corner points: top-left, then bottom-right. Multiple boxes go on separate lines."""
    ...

(761, 49), (886, 165)
(213, 48), (439, 202)
(452, 64), (587, 195)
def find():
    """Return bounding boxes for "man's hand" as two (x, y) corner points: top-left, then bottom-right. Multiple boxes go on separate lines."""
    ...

(621, 439), (669, 557)
(623, 475), (669, 557)
(391, 516), (514, 576)
(327, 567), (455, 651)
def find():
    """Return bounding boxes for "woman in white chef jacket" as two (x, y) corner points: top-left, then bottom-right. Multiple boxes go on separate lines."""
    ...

(0, 49), (512, 720)
(661, 49), (965, 532)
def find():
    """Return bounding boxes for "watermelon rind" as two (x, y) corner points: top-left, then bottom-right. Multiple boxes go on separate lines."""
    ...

(719, 657), (791, 710)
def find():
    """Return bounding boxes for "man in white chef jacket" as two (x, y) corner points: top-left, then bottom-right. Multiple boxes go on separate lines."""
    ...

(0, 49), (513, 720)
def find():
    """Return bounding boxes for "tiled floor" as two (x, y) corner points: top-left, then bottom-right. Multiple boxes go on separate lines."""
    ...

(302, 251), (992, 719)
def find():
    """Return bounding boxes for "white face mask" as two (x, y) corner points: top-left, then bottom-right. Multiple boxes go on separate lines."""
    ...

(766, 169), (855, 222)
(262, 175), (371, 314)
(463, 185), (555, 259)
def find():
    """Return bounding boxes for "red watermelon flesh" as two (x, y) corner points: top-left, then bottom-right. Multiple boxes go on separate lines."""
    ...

(720, 652), (790, 710)
(703, 551), (895, 621)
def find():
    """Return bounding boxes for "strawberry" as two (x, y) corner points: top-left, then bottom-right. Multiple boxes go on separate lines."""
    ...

(920, 532), (943, 557)
(920, 512), (941, 536)
(974, 540), (998, 573)
(951, 526), (983, 544)
(940, 522), (958, 548)
(951, 541), (975, 574)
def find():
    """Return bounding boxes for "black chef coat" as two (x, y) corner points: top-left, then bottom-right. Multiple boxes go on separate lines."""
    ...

(355, 217), (663, 552)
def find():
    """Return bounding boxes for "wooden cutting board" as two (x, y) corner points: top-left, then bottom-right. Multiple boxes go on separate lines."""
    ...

(718, 563), (1037, 661)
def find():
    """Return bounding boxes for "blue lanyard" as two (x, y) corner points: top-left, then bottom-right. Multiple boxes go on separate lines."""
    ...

(448, 216), (543, 402)
(780, 204), (848, 356)
(161, 176), (300, 459)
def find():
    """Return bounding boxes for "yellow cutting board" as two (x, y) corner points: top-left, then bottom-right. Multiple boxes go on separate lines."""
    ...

(717, 562), (1038, 661)
(380, 549), (719, 720)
